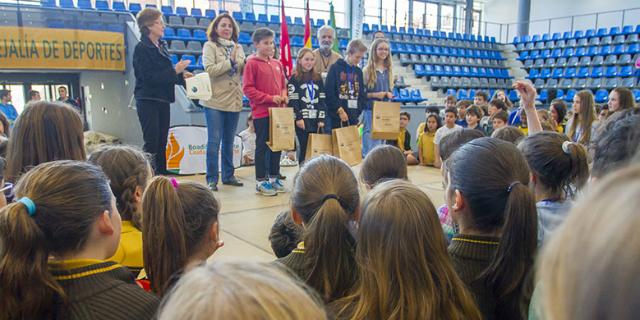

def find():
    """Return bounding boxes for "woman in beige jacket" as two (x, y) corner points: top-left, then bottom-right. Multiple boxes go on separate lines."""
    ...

(202, 13), (246, 191)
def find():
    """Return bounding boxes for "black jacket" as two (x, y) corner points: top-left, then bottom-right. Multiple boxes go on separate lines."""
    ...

(287, 75), (327, 133)
(325, 58), (367, 126)
(133, 36), (185, 103)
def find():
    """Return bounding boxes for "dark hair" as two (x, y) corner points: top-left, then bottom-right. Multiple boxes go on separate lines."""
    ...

(252, 27), (274, 44)
(142, 177), (220, 296)
(550, 99), (567, 123)
(596, 104), (609, 114)
(612, 87), (635, 111)
(136, 8), (163, 36)
(474, 91), (488, 102)
(491, 110), (509, 123)
(400, 111), (410, 120)
(0, 111), (10, 138)
(456, 100), (472, 109)
(28, 90), (39, 99)
(489, 99), (507, 111)
(360, 145), (408, 187)
(0, 161), (113, 319)
(438, 129), (484, 161)
(268, 210), (303, 258)
(592, 108), (640, 178)
(465, 105), (482, 118)
(492, 126), (525, 145)
(88, 145), (152, 228)
(291, 155), (360, 302)
(445, 95), (457, 104)
(444, 107), (458, 118)
(206, 12), (239, 43)
(448, 137), (537, 319)
(425, 114), (442, 133)
(0, 89), (10, 100)
(6, 102), (85, 183)
(425, 106), (440, 115)
(519, 132), (589, 199)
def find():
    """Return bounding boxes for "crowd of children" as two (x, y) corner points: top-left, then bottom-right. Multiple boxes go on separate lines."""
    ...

(0, 19), (639, 320)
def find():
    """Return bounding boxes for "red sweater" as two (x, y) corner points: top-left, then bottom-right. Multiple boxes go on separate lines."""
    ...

(242, 55), (287, 119)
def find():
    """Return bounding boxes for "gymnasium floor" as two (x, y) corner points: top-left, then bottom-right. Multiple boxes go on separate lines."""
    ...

(179, 164), (445, 262)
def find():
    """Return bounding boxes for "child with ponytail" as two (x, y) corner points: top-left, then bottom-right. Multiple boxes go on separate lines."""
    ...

(446, 137), (537, 319)
(0, 161), (158, 319)
(142, 177), (222, 296)
(519, 132), (589, 245)
(89, 145), (153, 274)
(288, 47), (327, 164)
(278, 155), (360, 303)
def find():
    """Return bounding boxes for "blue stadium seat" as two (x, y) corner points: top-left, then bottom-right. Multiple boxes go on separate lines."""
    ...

(562, 48), (575, 57)
(551, 32), (561, 41)
(414, 64), (425, 77)
(244, 12), (256, 22)
(518, 51), (529, 60)
(577, 67), (589, 78)
(286, 16), (292, 24)
(433, 65), (444, 76)
(363, 24), (370, 33)
(596, 28), (607, 37)
(258, 14), (268, 23)
(163, 27), (177, 41)
(509, 90), (520, 102)
(291, 36), (303, 47)
(573, 30), (583, 39)
(456, 89), (468, 100)
(619, 65), (633, 77)
(193, 30), (207, 41)
(205, 9), (216, 18)
(181, 54), (196, 65)
(540, 68), (552, 79)
(312, 38), (319, 48)
(238, 32), (251, 44)
(294, 17), (303, 25)
(538, 89), (549, 102)
(408, 28), (416, 35)
(584, 29), (595, 38)
(232, 12), (243, 22)
(628, 43), (639, 54)
(270, 15), (279, 24)
(410, 89), (425, 103)
(563, 67), (576, 78)
(112, 1), (126, 12)
(176, 7), (188, 16)
(541, 49), (551, 59)
(452, 66), (462, 76)
(176, 28), (192, 41)
(565, 89), (577, 102)
(599, 45), (612, 56)
(396, 89), (411, 103)
(446, 89), (457, 96)
(468, 89), (476, 99)
(532, 34), (540, 42)
(424, 64), (435, 77)
(161, 5), (174, 16)
(634, 89), (640, 102)
(60, 0), (76, 9)
(129, 3), (142, 14)
(170, 54), (179, 65)
(590, 66), (603, 78)
(191, 8), (202, 17)
(575, 47), (586, 57)
(316, 19), (325, 26)
(609, 26), (621, 36)
(529, 69), (540, 79)
(586, 46), (598, 57)
(605, 66), (618, 77)
(551, 48), (562, 58)
(95, 0), (110, 10)
(562, 31), (571, 39)
(42, 0), (57, 7)
(195, 55), (204, 70)
(595, 89), (609, 103)
(622, 25), (634, 35)
(381, 25), (389, 32)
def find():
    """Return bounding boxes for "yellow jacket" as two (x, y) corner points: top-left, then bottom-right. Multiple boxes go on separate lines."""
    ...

(109, 221), (144, 271)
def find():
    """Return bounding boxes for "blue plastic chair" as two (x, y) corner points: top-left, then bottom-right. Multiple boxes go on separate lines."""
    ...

(565, 89), (577, 102)
(193, 30), (207, 41)
(456, 89), (468, 100)
(163, 27), (177, 41)
(590, 66), (603, 78)
(176, 29), (192, 41)
(595, 89), (609, 103)
(60, 0), (76, 9)
(604, 66), (618, 78)
(577, 67), (589, 78)
(112, 1), (126, 11)
(609, 26), (621, 36)
(129, 3), (142, 14)
(232, 12), (243, 22)
(175, 7), (188, 16)
(410, 89), (425, 103)
(95, 0), (110, 11)
(619, 65), (633, 77)
(538, 89), (549, 103)
(563, 67), (576, 78)
(191, 8), (203, 17)
(596, 28), (608, 37)
(622, 25), (634, 35)
(270, 15), (279, 24)
(238, 32), (252, 44)
(205, 9), (216, 18)
(161, 5), (174, 16)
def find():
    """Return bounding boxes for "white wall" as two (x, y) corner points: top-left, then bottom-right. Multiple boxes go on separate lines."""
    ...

(483, 0), (640, 41)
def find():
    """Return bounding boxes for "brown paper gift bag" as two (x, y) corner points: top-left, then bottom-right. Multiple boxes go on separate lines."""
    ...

(305, 129), (333, 161)
(268, 107), (295, 151)
(371, 101), (401, 140)
(332, 125), (363, 166)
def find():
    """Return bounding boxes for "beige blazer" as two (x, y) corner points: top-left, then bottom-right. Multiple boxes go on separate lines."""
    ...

(200, 40), (246, 112)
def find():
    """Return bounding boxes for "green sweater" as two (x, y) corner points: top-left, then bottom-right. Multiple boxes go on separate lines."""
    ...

(49, 259), (159, 320)
(448, 234), (500, 320)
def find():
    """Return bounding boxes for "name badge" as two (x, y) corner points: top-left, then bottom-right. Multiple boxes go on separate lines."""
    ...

(348, 99), (358, 109)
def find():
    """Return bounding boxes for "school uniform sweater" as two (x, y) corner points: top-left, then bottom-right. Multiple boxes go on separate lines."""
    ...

(242, 55), (288, 119)
(325, 58), (367, 126)
(109, 221), (144, 275)
(386, 128), (411, 151)
(48, 259), (159, 320)
(287, 75), (327, 133)
(448, 234), (500, 320)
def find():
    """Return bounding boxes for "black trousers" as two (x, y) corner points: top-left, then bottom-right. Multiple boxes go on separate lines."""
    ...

(136, 100), (170, 174)
(254, 117), (281, 180)
(296, 126), (309, 164)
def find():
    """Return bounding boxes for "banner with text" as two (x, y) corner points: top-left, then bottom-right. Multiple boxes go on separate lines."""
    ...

(351, 0), (365, 40)
(0, 27), (125, 71)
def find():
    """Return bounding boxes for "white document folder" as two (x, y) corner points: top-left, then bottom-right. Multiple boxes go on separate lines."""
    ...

(185, 72), (212, 100)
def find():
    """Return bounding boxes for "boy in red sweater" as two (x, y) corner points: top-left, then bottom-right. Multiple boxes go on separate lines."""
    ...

(242, 28), (288, 196)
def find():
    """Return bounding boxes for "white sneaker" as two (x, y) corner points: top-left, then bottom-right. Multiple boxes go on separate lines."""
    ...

(280, 158), (298, 167)
(271, 178), (287, 193)
(256, 181), (277, 196)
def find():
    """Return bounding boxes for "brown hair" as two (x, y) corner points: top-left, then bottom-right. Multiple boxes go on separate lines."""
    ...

(519, 132), (589, 200)
(252, 27), (274, 44)
(444, 107), (458, 118)
(335, 180), (481, 320)
(0, 161), (113, 319)
(438, 128), (484, 161)
(360, 145), (408, 187)
(474, 90), (489, 102)
(489, 99), (507, 112)
(465, 105), (482, 118)
(491, 126), (525, 144)
(538, 165), (640, 320)
(445, 95), (457, 105)
(293, 47), (322, 82)
(492, 89), (514, 109)
(136, 8), (163, 36)
(447, 137), (537, 319)
(347, 39), (367, 55)
(612, 87), (635, 112)
(491, 110), (509, 123)
(568, 90), (596, 146)
(88, 145), (152, 228)
(206, 12), (239, 43)
(291, 155), (360, 302)
(0, 111), (10, 138)
(592, 108), (640, 178)
(363, 38), (393, 89)
(142, 177), (220, 296)
(456, 100), (473, 110)
(5, 101), (85, 183)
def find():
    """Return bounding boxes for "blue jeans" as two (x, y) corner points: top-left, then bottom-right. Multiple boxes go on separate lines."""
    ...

(204, 108), (240, 185)
(361, 109), (384, 157)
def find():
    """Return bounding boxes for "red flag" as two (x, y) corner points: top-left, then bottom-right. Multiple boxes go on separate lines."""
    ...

(303, 0), (312, 48)
(280, 0), (293, 77)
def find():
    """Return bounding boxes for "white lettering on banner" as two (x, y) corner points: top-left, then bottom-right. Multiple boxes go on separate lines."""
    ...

(166, 126), (242, 175)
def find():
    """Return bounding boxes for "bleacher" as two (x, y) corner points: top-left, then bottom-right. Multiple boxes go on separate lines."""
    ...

(514, 26), (640, 103)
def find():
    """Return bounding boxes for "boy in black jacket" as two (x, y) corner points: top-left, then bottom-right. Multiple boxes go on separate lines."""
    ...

(324, 40), (368, 132)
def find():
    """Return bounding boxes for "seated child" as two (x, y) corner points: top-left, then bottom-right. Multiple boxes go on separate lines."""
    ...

(490, 110), (509, 131)
(417, 114), (442, 167)
(387, 112), (418, 165)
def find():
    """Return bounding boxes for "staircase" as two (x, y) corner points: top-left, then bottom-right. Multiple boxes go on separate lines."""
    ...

(394, 60), (441, 105)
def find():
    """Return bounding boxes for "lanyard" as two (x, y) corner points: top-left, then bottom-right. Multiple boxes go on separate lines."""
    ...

(347, 64), (355, 93)
(307, 80), (315, 101)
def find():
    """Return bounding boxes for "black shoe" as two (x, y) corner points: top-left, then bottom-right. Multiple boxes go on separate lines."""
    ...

(208, 182), (218, 192)
(222, 177), (244, 187)
(277, 174), (287, 180)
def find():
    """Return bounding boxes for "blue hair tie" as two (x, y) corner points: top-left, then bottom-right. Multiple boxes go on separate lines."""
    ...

(18, 197), (36, 216)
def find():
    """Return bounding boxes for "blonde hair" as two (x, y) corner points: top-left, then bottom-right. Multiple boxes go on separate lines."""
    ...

(363, 38), (393, 89)
(538, 164), (640, 320)
(346, 39), (367, 55)
(568, 90), (597, 145)
(293, 47), (321, 82)
(334, 180), (482, 320)
(158, 261), (327, 320)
